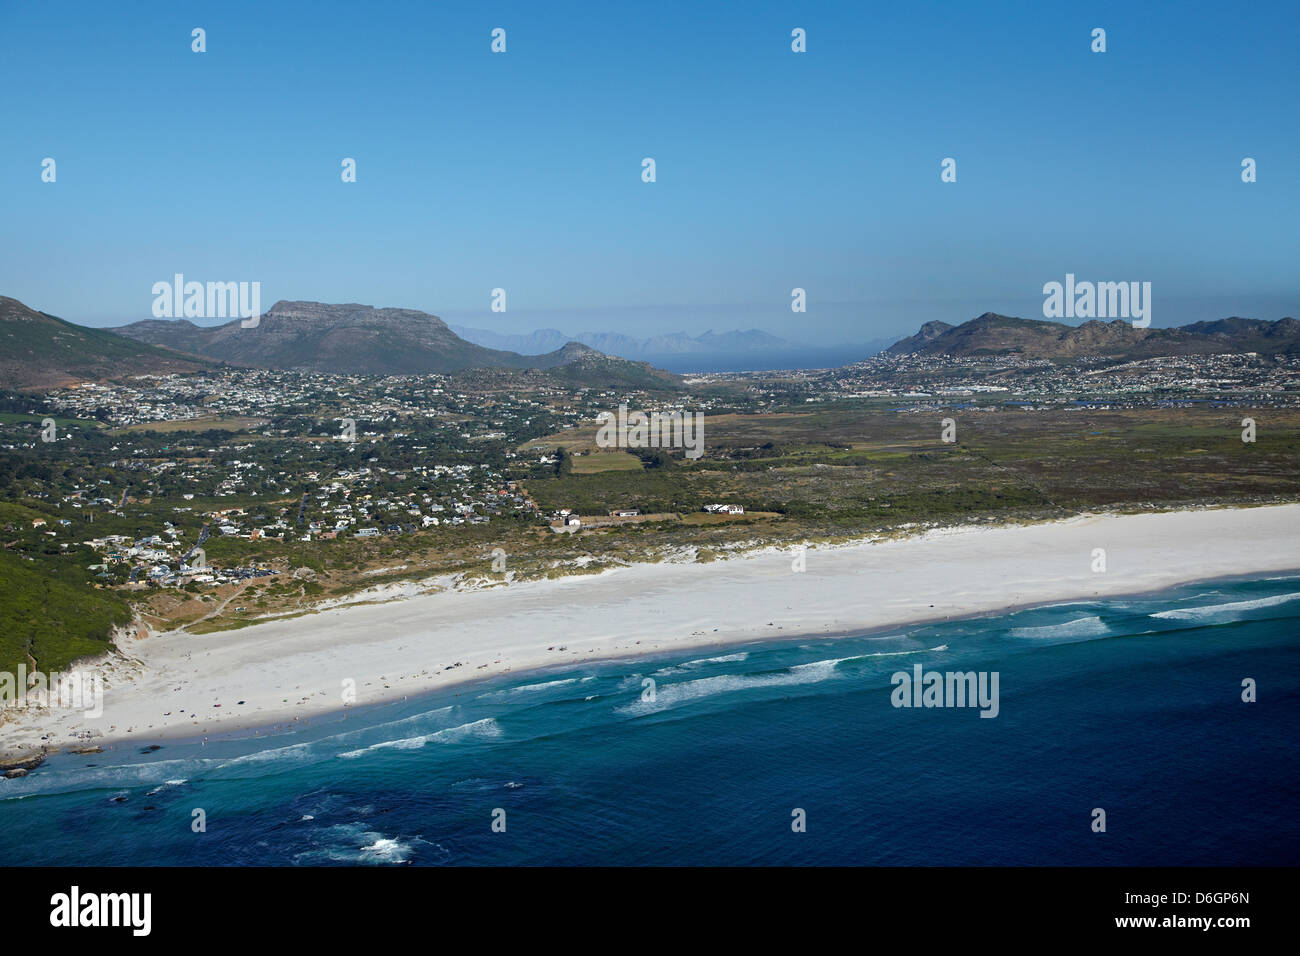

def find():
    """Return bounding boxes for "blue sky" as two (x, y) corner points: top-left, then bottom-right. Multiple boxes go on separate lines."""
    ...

(1, 0), (1296, 342)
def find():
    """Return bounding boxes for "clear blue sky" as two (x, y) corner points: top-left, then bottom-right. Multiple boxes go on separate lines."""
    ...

(2, 0), (1296, 342)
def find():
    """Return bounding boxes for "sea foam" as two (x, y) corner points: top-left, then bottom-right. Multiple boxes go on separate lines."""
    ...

(1009, 615), (1111, 640)
(337, 717), (502, 759)
(1150, 591), (1300, 622)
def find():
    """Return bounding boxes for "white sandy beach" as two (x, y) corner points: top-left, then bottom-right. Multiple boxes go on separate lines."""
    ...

(4, 504), (1300, 760)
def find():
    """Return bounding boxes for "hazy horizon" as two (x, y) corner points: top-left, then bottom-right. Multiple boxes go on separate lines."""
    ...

(28, 294), (1300, 349)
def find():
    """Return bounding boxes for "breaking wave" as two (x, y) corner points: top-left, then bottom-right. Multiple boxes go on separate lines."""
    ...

(1010, 615), (1111, 640)
(1150, 591), (1300, 622)
(337, 718), (502, 759)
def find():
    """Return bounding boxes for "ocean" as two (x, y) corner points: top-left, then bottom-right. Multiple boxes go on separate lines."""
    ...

(2, 573), (1297, 866)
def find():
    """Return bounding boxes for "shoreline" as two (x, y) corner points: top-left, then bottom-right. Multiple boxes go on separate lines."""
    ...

(148, 562), (1300, 757)
(4, 504), (1300, 762)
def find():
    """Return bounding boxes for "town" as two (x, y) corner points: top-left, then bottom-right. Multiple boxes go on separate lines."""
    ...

(2, 346), (1298, 647)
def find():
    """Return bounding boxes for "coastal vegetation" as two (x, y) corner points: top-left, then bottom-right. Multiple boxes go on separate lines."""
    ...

(2, 351), (1298, 679)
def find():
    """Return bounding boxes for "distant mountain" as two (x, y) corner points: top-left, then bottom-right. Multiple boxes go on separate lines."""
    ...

(0, 296), (212, 392)
(447, 326), (575, 355)
(114, 301), (677, 381)
(450, 343), (682, 391)
(884, 312), (1300, 361)
(450, 324), (795, 358)
(449, 323), (890, 371)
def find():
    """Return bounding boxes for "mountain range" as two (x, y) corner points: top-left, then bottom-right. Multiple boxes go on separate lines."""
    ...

(0, 297), (678, 391)
(885, 312), (1300, 360)
(109, 301), (678, 387)
(113, 301), (613, 375)
(3, 294), (1298, 394)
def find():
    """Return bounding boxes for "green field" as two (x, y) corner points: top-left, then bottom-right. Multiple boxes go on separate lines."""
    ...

(522, 405), (1300, 533)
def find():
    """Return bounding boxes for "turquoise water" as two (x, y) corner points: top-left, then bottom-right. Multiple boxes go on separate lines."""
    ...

(2, 574), (1298, 865)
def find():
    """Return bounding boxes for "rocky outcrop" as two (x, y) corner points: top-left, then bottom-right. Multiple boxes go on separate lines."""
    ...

(885, 312), (1300, 361)
(0, 748), (47, 775)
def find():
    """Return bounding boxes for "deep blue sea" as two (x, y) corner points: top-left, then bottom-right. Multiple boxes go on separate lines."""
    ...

(3, 574), (1298, 866)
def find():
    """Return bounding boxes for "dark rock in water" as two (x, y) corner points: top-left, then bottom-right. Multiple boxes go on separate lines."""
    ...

(3, 768), (28, 778)
(68, 746), (103, 755)
(0, 750), (47, 774)
(140, 745), (162, 754)
(110, 795), (127, 803)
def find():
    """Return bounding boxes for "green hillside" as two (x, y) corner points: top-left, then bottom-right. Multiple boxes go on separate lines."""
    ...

(0, 548), (130, 679)
(0, 296), (210, 391)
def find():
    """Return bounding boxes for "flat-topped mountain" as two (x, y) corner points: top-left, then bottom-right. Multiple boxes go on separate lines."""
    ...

(0, 296), (212, 391)
(114, 301), (677, 380)
(885, 312), (1300, 361)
